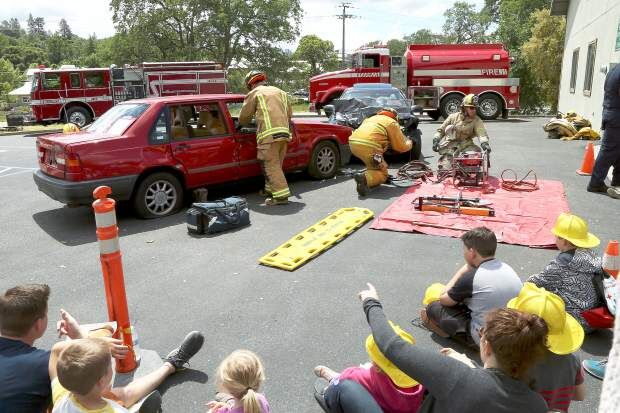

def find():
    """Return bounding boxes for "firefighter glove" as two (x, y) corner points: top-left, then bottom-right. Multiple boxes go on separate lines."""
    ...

(432, 137), (440, 152)
(481, 142), (491, 153)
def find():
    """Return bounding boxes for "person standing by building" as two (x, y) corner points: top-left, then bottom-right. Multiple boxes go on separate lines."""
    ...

(588, 63), (620, 198)
(239, 71), (293, 206)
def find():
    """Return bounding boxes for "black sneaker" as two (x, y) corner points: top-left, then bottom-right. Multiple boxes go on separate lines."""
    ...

(354, 173), (369, 197)
(313, 378), (330, 413)
(139, 390), (162, 413)
(587, 184), (609, 193)
(164, 331), (204, 371)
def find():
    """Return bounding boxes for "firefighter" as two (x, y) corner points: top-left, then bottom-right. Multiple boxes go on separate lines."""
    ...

(432, 94), (491, 170)
(239, 70), (293, 205)
(349, 107), (413, 196)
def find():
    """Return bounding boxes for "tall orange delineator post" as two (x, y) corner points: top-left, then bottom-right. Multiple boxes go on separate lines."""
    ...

(92, 186), (137, 373)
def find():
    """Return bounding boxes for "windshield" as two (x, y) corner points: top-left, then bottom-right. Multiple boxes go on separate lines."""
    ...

(87, 103), (149, 135)
(31, 74), (39, 92)
(340, 88), (408, 108)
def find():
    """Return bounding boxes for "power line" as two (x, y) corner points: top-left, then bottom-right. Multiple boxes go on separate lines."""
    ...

(335, 2), (357, 68)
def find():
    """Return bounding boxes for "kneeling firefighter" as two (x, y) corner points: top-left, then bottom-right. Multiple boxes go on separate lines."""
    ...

(433, 94), (491, 169)
(349, 107), (412, 196)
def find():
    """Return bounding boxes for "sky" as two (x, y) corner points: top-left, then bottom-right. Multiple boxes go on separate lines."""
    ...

(3, 0), (485, 53)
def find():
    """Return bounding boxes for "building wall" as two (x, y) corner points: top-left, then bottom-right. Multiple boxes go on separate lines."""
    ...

(557, 0), (620, 129)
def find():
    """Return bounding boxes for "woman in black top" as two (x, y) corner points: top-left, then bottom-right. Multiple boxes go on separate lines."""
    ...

(356, 283), (550, 413)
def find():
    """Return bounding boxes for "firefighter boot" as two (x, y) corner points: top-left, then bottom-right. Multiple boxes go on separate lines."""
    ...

(354, 173), (370, 197)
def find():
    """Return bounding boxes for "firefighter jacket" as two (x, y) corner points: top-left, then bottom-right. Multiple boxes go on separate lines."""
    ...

(239, 85), (293, 143)
(435, 112), (489, 147)
(348, 114), (412, 153)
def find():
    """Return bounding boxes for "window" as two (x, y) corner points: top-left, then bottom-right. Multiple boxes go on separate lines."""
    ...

(583, 40), (597, 96)
(170, 103), (229, 140)
(70, 73), (81, 88)
(85, 72), (104, 88)
(149, 109), (169, 144)
(569, 48), (579, 93)
(87, 103), (149, 135)
(42, 73), (61, 90)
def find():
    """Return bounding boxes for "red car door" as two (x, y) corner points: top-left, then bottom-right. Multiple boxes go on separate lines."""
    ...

(169, 103), (239, 187)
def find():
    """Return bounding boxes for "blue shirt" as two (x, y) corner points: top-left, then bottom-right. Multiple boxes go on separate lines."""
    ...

(0, 337), (51, 413)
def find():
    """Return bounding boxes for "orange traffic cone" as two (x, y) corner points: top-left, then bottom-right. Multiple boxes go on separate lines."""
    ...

(603, 240), (619, 278)
(576, 142), (595, 175)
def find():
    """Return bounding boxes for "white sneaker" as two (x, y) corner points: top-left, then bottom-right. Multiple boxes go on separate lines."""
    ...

(607, 187), (620, 199)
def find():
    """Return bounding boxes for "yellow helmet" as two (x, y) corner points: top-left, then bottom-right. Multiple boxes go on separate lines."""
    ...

(422, 283), (445, 305)
(63, 123), (80, 134)
(461, 94), (478, 108)
(551, 212), (600, 248)
(365, 321), (418, 387)
(377, 107), (399, 121)
(507, 283), (584, 355)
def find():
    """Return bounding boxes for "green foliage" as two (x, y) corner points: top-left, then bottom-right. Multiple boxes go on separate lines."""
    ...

(442, 1), (490, 43)
(0, 58), (21, 102)
(58, 19), (73, 39)
(0, 18), (24, 38)
(404, 29), (445, 45)
(386, 39), (407, 56)
(521, 9), (565, 111)
(293, 35), (339, 77)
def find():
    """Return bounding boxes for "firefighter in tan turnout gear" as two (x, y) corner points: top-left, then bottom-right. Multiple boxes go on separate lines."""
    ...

(349, 107), (412, 196)
(433, 94), (491, 169)
(239, 70), (293, 205)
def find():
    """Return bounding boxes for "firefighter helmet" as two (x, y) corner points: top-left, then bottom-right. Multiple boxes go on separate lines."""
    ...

(63, 122), (80, 134)
(377, 107), (399, 121)
(461, 94), (479, 108)
(245, 70), (267, 90)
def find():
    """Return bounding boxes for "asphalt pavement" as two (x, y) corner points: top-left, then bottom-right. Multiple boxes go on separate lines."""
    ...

(0, 117), (615, 412)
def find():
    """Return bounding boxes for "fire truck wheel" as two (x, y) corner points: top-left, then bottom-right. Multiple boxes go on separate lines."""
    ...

(65, 106), (92, 127)
(133, 172), (184, 219)
(308, 140), (339, 179)
(440, 94), (463, 119)
(477, 94), (503, 120)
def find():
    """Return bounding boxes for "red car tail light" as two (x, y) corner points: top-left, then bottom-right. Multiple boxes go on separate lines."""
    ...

(55, 152), (82, 173)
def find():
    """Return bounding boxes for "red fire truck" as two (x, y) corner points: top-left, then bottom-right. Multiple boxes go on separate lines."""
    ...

(309, 43), (519, 120)
(27, 61), (227, 127)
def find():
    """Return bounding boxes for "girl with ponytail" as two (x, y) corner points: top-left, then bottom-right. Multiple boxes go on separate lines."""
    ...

(206, 350), (269, 413)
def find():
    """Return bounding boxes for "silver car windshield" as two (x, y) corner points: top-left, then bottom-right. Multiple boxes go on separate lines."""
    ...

(86, 103), (149, 135)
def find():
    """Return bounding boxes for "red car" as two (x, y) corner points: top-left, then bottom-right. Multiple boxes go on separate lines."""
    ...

(33, 94), (352, 218)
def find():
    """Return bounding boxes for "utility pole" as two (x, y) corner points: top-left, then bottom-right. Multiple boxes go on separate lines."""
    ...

(336, 2), (354, 68)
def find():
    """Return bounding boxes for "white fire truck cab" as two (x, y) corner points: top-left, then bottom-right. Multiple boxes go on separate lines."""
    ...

(27, 61), (226, 127)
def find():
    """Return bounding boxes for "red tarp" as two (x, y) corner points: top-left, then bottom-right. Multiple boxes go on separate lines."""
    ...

(371, 177), (569, 248)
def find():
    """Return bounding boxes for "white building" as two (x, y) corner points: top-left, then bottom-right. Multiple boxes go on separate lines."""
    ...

(552, 0), (620, 129)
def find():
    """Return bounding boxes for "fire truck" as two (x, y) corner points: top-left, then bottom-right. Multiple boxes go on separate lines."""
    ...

(309, 43), (519, 120)
(27, 61), (227, 127)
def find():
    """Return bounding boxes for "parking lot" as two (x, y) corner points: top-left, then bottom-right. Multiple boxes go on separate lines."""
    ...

(0, 117), (614, 412)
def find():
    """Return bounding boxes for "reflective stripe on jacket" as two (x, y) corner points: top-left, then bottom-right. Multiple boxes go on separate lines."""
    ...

(239, 85), (293, 143)
(435, 112), (489, 145)
(349, 114), (412, 153)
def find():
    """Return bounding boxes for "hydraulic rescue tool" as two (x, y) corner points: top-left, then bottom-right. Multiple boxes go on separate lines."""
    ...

(413, 192), (495, 217)
(437, 150), (490, 187)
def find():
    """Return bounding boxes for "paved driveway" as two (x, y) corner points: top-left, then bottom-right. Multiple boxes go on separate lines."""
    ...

(0, 117), (613, 412)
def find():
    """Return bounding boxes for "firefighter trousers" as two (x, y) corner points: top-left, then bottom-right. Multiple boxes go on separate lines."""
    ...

(350, 142), (388, 187)
(438, 139), (481, 170)
(257, 139), (291, 199)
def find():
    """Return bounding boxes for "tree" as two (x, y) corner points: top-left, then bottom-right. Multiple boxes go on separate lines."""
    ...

(27, 14), (46, 38)
(404, 29), (445, 45)
(293, 35), (339, 76)
(0, 18), (23, 38)
(521, 9), (565, 111)
(58, 18), (73, 39)
(0, 58), (21, 102)
(110, 0), (302, 68)
(386, 38), (407, 56)
(442, 2), (490, 44)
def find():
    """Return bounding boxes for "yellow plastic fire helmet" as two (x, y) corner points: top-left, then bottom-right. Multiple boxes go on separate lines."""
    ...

(366, 321), (419, 388)
(551, 212), (600, 248)
(62, 123), (80, 134)
(507, 283), (584, 355)
(423, 283), (446, 305)
(461, 94), (478, 108)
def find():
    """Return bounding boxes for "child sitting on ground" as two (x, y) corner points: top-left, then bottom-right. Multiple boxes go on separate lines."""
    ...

(527, 213), (604, 332)
(206, 350), (270, 413)
(313, 322), (425, 413)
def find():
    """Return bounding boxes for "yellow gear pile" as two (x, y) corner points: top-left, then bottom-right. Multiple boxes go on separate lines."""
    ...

(543, 111), (599, 141)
